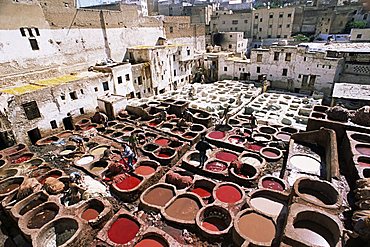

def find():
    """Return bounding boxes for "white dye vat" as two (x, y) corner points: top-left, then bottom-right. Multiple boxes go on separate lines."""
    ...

(290, 154), (321, 175)
(250, 197), (284, 216)
(76, 156), (94, 166)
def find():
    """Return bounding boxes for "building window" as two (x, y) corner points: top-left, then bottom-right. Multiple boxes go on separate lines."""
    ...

(138, 76), (143, 85)
(102, 81), (109, 91)
(22, 101), (41, 120)
(260, 18), (263, 22)
(269, 24), (272, 28)
(232, 20), (238, 24)
(283, 35), (288, 38)
(118, 76), (123, 84)
(125, 74), (130, 80)
(222, 21), (225, 24)
(257, 54), (262, 62)
(329, 65), (331, 69)
(244, 20), (248, 23)
(61, 94), (65, 100)
(282, 68), (288, 76)
(94, 87), (98, 92)
(50, 120), (57, 129)
(298, 74), (301, 78)
(363, 14), (368, 20)
(187, 50), (190, 56)
(28, 28), (34, 37)
(29, 38), (39, 50)
(169, 26), (173, 33)
(267, 35), (271, 38)
(257, 67), (260, 73)
(20, 28), (26, 36)
(279, 13), (283, 18)
(80, 89), (84, 94)
(173, 55), (176, 61)
(259, 28), (262, 31)
(224, 67), (228, 71)
(277, 35), (281, 38)
(174, 70), (177, 76)
(286, 24), (290, 28)
(80, 108), (85, 114)
(304, 57), (307, 61)
(269, 13), (273, 18)
(285, 53), (291, 61)
(69, 91), (78, 100)
(255, 15), (258, 19)
(357, 34), (362, 39)
(274, 52), (280, 61)
(137, 92), (141, 99)
(229, 44), (232, 49)
(35, 28), (40, 36)
(288, 13), (292, 17)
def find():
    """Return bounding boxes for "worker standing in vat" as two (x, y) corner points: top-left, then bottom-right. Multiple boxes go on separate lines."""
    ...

(196, 134), (213, 169)
(121, 143), (135, 172)
(69, 135), (86, 153)
(220, 105), (231, 125)
(183, 108), (193, 123)
(249, 113), (257, 134)
(128, 133), (138, 156)
(158, 111), (167, 122)
(91, 107), (108, 127)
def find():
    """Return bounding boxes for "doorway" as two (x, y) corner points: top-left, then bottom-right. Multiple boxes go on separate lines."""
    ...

(63, 116), (74, 130)
(28, 128), (41, 145)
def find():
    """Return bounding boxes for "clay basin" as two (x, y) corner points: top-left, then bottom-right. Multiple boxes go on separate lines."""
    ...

(34, 217), (80, 247)
(106, 214), (141, 245)
(196, 205), (232, 238)
(36, 136), (59, 146)
(311, 112), (326, 119)
(182, 132), (197, 139)
(59, 145), (77, 156)
(25, 158), (44, 168)
(351, 133), (370, 144)
(79, 199), (106, 222)
(0, 143), (27, 156)
(86, 142), (98, 149)
(355, 144), (370, 156)
(205, 160), (228, 173)
(275, 132), (292, 142)
(294, 178), (340, 208)
(89, 161), (108, 174)
(259, 175), (287, 192)
(10, 152), (35, 164)
(171, 128), (186, 134)
(14, 191), (49, 217)
(215, 150), (238, 163)
(230, 163), (259, 181)
(140, 183), (176, 211)
(169, 140), (182, 148)
(107, 121), (118, 127)
(234, 209), (276, 246)
(154, 148), (176, 159)
(258, 126), (278, 135)
(29, 166), (52, 178)
(289, 154), (322, 176)
(104, 129), (115, 135)
(111, 131), (124, 138)
(25, 202), (59, 230)
(113, 174), (144, 191)
(189, 179), (216, 200)
(184, 151), (204, 166)
(162, 193), (204, 225)
(228, 135), (246, 145)
(113, 124), (125, 129)
(123, 126), (135, 132)
(207, 131), (226, 140)
(0, 168), (18, 180)
(145, 132), (158, 139)
(0, 159), (6, 168)
(356, 156), (370, 168)
(154, 138), (171, 147)
(90, 145), (109, 157)
(0, 176), (24, 197)
(260, 147), (282, 161)
(38, 169), (63, 185)
(280, 126), (298, 134)
(216, 124), (232, 132)
(134, 233), (169, 247)
(76, 118), (90, 126)
(252, 133), (272, 143)
(313, 105), (329, 113)
(75, 155), (94, 167)
(134, 160), (159, 176)
(143, 143), (159, 152)
(239, 152), (265, 168)
(288, 210), (341, 247)
(229, 119), (240, 126)
(148, 119), (161, 127)
(161, 123), (173, 131)
(190, 124), (205, 132)
(213, 182), (245, 205)
(247, 189), (287, 217)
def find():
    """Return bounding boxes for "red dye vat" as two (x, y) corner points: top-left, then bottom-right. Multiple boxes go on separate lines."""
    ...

(215, 152), (238, 162)
(215, 185), (242, 203)
(356, 146), (370, 156)
(262, 178), (284, 191)
(135, 166), (156, 176)
(183, 135), (194, 139)
(157, 152), (171, 158)
(359, 161), (370, 167)
(134, 236), (167, 247)
(81, 208), (99, 221)
(202, 217), (227, 231)
(39, 174), (61, 185)
(148, 122), (158, 127)
(115, 176), (141, 190)
(14, 155), (32, 164)
(208, 131), (226, 139)
(191, 187), (211, 198)
(155, 138), (170, 146)
(262, 150), (279, 158)
(108, 217), (139, 244)
(247, 144), (263, 152)
(228, 137), (244, 145)
(205, 161), (227, 172)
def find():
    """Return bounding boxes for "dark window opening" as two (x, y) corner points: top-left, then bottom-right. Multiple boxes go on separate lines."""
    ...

(174, 70), (177, 76)
(224, 67), (228, 71)
(69, 91), (78, 100)
(80, 89), (84, 94)
(170, 26), (173, 33)
(94, 87), (98, 92)
(61, 94), (66, 100)
(102, 81), (109, 91)
(125, 74), (130, 81)
(282, 68), (288, 76)
(274, 52), (280, 61)
(257, 67), (260, 73)
(130, 92), (135, 98)
(159, 89), (165, 94)
(22, 101), (41, 120)
(187, 50), (190, 56)
(118, 76), (123, 84)
(20, 28), (26, 37)
(27, 28), (34, 37)
(138, 76), (143, 85)
(50, 120), (57, 129)
(35, 28), (40, 36)
(137, 92), (141, 99)
(29, 38), (39, 50)
(173, 55), (176, 61)
(79, 108), (85, 114)
(285, 53), (291, 61)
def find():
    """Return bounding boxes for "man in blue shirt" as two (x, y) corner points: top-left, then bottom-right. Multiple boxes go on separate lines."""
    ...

(121, 143), (135, 172)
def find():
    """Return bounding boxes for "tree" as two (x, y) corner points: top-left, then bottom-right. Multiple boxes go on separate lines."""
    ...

(344, 21), (368, 33)
(292, 34), (310, 42)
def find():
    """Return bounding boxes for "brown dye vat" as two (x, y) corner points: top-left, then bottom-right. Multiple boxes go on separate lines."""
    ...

(165, 197), (200, 221)
(238, 212), (276, 243)
(1, 144), (26, 156)
(20, 198), (47, 215)
(351, 133), (370, 143)
(30, 167), (52, 178)
(90, 161), (108, 173)
(113, 124), (125, 129)
(280, 127), (298, 134)
(27, 209), (58, 229)
(81, 208), (100, 221)
(0, 159), (6, 168)
(0, 169), (18, 180)
(135, 166), (156, 176)
(0, 183), (19, 194)
(143, 187), (174, 207)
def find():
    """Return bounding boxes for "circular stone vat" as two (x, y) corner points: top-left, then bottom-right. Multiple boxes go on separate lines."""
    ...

(355, 144), (370, 156)
(280, 126), (298, 134)
(134, 234), (169, 247)
(90, 145), (109, 156)
(290, 154), (321, 175)
(216, 125), (232, 132)
(260, 147), (282, 161)
(25, 158), (44, 169)
(275, 132), (291, 142)
(0, 177), (23, 195)
(240, 153), (264, 168)
(107, 121), (118, 127)
(228, 136), (245, 145)
(86, 142), (98, 149)
(311, 112), (326, 119)
(123, 126), (135, 132)
(75, 155), (94, 166)
(90, 161), (108, 173)
(249, 191), (286, 217)
(80, 199), (105, 221)
(113, 124), (125, 129)
(233, 164), (258, 179)
(36, 136), (59, 146)
(155, 138), (170, 146)
(357, 156), (370, 167)
(30, 166), (52, 178)
(190, 180), (215, 199)
(205, 160), (228, 172)
(143, 143), (159, 152)
(115, 175), (143, 191)
(295, 178), (339, 207)
(363, 168), (370, 178)
(35, 218), (79, 247)
(182, 132), (197, 139)
(252, 133), (272, 143)
(12, 153), (34, 164)
(292, 211), (340, 247)
(196, 205), (232, 236)
(134, 161), (158, 176)
(171, 128), (185, 134)
(214, 183), (243, 204)
(215, 151), (238, 162)
(313, 105), (329, 113)
(229, 119), (240, 126)
(351, 133), (370, 144)
(0, 159), (6, 168)
(164, 194), (203, 223)
(27, 202), (59, 229)
(0, 169), (18, 180)
(246, 143), (264, 152)
(112, 132), (123, 138)
(260, 176), (286, 191)
(208, 131), (226, 140)
(190, 124), (205, 132)
(142, 184), (176, 208)
(258, 126), (278, 135)
(235, 210), (276, 245)
(155, 148), (175, 159)
(38, 170), (63, 185)
(108, 215), (140, 245)
(19, 193), (48, 215)
(169, 140), (182, 148)
(1, 143), (27, 156)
